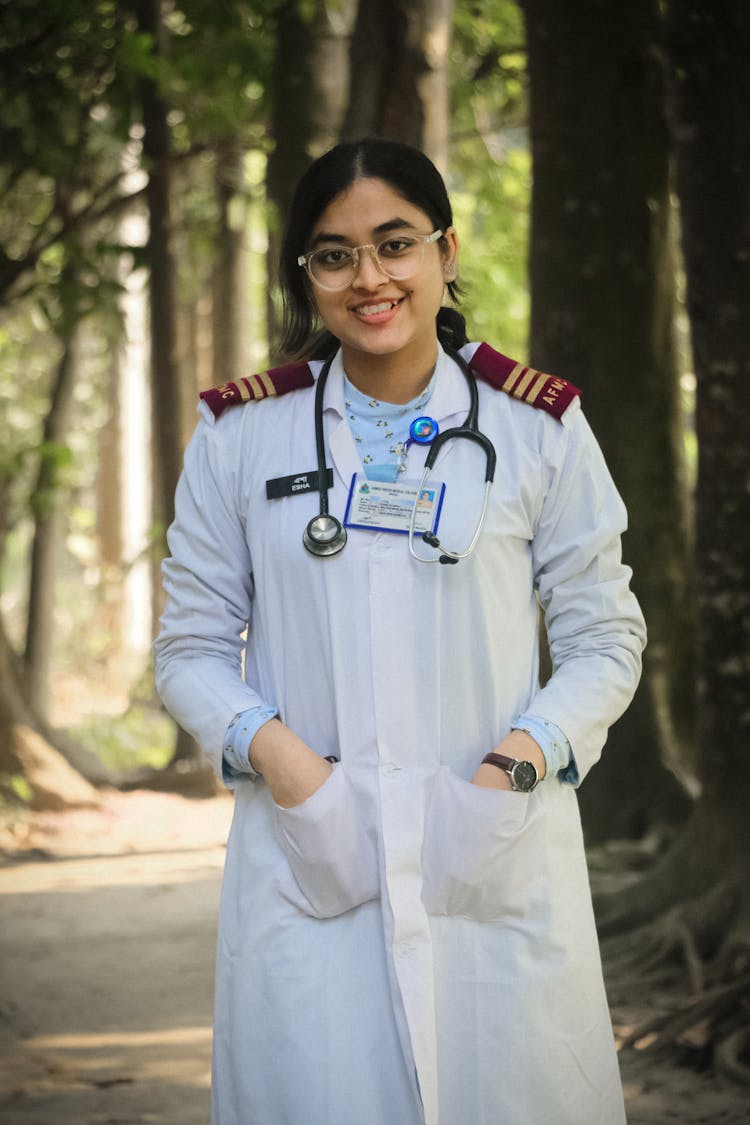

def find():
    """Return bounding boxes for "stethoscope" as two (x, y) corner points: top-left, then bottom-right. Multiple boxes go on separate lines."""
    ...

(303, 348), (497, 564)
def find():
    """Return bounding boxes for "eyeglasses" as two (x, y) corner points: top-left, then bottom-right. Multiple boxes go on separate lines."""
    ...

(298, 230), (443, 291)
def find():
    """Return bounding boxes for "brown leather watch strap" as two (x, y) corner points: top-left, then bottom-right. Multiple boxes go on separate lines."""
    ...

(482, 752), (517, 773)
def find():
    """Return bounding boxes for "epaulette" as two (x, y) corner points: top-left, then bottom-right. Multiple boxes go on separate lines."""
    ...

(199, 362), (314, 419)
(200, 346), (580, 423)
(471, 343), (580, 421)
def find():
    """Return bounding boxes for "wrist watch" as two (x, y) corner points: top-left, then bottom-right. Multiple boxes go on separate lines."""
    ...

(482, 752), (540, 792)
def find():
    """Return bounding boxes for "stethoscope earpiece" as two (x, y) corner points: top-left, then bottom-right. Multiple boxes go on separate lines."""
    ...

(303, 514), (347, 557)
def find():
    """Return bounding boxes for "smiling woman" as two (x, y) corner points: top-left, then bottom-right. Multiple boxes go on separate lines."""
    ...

(290, 174), (459, 401)
(153, 138), (646, 1125)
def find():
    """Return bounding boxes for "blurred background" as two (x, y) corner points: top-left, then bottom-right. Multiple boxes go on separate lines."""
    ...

(0, 0), (748, 1100)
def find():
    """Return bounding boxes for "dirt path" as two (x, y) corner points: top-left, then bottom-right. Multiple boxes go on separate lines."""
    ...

(1, 792), (747, 1124)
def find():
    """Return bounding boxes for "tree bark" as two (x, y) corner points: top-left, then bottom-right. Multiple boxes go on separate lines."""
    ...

(523, 0), (694, 840)
(212, 147), (248, 382)
(137, 0), (199, 765)
(266, 0), (357, 353)
(24, 298), (81, 718)
(664, 0), (750, 884)
(137, 0), (185, 535)
(0, 614), (104, 806)
(595, 0), (750, 950)
(341, 0), (454, 168)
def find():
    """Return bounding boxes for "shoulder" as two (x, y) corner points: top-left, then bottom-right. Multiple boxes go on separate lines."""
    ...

(462, 342), (581, 425)
(199, 361), (315, 422)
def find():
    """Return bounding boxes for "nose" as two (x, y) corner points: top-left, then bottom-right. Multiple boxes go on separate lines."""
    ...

(352, 244), (388, 288)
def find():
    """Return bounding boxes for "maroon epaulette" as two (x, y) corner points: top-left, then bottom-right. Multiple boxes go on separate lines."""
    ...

(199, 362), (314, 419)
(470, 343), (580, 421)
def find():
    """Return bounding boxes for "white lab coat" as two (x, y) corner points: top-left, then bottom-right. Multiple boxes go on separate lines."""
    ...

(154, 343), (646, 1125)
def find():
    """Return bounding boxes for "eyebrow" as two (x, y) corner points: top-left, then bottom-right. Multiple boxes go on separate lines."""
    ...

(310, 217), (419, 247)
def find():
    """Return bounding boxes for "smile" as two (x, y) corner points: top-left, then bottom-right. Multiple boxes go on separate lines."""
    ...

(351, 298), (404, 321)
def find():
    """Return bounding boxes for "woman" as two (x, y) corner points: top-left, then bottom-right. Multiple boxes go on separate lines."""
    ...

(154, 138), (646, 1125)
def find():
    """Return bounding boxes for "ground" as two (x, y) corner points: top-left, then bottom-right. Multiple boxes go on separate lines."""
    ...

(1, 791), (747, 1125)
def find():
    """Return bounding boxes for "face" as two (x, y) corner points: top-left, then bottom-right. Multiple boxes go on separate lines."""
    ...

(305, 177), (459, 373)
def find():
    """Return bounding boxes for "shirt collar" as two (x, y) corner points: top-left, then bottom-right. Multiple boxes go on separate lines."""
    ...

(321, 342), (470, 425)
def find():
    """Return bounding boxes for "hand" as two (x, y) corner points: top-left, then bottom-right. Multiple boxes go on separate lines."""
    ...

(249, 718), (333, 808)
(471, 729), (547, 791)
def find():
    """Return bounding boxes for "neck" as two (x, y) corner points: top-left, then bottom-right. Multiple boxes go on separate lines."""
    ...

(341, 341), (439, 405)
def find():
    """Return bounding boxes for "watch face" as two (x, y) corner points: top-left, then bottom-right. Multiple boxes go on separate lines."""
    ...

(511, 760), (538, 792)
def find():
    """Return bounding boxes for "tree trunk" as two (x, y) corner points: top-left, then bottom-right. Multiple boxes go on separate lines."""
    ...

(523, 0), (694, 840)
(0, 615), (102, 808)
(212, 147), (248, 382)
(265, 0), (357, 353)
(137, 0), (185, 535)
(595, 0), (750, 1019)
(663, 0), (750, 904)
(24, 309), (81, 718)
(137, 0), (199, 765)
(341, 0), (454, 168)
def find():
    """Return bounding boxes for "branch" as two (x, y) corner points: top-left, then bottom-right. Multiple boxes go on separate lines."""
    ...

(0, 184), (148, 305)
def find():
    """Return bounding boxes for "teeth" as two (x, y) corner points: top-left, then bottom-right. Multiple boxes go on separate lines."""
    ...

(356, 301), (397, 315)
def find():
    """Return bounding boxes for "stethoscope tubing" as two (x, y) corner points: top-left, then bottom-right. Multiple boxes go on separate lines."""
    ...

(304, 347), (497, 563)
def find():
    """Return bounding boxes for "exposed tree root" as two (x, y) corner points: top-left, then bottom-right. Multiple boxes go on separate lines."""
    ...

(600, 846), (750, 1089)
(603, 880), (740, 992)
(619, 973), (750, 1051)
(715, 1024), (750, 1088)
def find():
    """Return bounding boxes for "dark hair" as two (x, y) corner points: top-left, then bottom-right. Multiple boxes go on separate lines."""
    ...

(279, 138), (466, 359)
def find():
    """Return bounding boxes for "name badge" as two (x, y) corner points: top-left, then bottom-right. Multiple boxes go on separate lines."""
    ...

(343, 473), (445, 535)
(266, 469), (333, 500)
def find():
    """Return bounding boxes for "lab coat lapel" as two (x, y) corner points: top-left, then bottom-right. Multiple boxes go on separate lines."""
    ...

(318, 346), (470, 486)
(406, 345), (470, 476)
(321, 352), (362, 489)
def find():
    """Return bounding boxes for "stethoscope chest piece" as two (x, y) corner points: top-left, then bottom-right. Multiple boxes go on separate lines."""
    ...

(303, 513), (347, 557)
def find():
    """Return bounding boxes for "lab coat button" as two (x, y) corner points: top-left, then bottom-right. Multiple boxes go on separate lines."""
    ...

(382, 762), (402, 777)
(397, 941), (416, 958)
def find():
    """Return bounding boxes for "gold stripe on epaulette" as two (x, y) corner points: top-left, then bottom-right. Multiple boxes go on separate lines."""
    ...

(502, 362), (525, 392)
(237, 379), (252, 400)
(258, 371), (275, 396)
(525, 371), (550, 404)
(513, 366), (538, 399)
(248, 374), (265, 398)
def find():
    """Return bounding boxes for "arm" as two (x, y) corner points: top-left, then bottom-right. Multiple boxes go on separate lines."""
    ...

(474, 409), (646, 790)
(153, 413), (327, 800)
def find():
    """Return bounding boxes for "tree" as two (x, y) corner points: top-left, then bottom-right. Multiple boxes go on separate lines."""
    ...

(597, 0), (750, 1081)
(212, 147), (249, 382)
(0, 0), (135, 780)
(522, 0), (694, 840)
(264, 1), (356, 352)
(23, 257), (83, 717)
(342, 0), (454, 167)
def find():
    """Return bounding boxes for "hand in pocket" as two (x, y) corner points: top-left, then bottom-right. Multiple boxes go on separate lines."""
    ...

(421, 766), (544, 922)
(274, 765), (380, 919)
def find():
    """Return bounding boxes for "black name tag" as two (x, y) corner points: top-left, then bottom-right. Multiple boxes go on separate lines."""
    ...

(265, 469), (333, 500)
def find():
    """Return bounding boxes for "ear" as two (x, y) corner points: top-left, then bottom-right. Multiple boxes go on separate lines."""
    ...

(441, 227), (460, 280)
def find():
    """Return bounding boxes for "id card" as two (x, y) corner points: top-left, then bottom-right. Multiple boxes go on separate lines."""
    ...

(343, 473), (445, 535)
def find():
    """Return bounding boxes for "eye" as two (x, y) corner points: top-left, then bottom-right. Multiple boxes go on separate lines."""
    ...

(314, 248), (354, 269)
(378, 237), (416, 258)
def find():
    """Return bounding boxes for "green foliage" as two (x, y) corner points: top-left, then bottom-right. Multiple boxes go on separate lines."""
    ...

(0, 774), (33, 805)
(449, 0), (530, 356)
(69, 705), (175, 772)
(161, 0), (276, 151)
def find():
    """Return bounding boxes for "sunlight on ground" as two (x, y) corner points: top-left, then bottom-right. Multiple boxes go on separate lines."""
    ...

(29, 1028), (212, 1050)
(0, 847), (227, 895)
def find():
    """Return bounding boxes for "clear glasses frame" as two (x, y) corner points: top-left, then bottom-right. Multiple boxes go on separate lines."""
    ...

(297, 229), (444, 291)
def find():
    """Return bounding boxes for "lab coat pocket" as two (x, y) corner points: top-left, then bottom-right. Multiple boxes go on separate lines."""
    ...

(421, 765), (544, 922)
(274, 764), (380, 919)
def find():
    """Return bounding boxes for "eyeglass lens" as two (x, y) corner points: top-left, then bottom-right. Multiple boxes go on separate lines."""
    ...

(309, 238), (427, 289)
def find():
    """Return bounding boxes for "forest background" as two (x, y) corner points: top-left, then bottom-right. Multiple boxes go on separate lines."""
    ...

(0, 0), (748, 1097)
